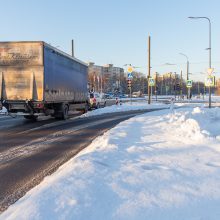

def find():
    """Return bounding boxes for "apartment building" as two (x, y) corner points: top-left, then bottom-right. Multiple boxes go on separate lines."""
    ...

(88, 62), (124, 93)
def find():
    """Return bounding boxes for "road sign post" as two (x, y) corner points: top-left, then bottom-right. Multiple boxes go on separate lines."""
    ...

(207, 68), (214, 108)
(127, 73), (133, 79)
(205, 75), (215, 105)
(126, 65), (133, 105)
(205, 75), (215, 87)
(148, 77), (155, 87)
(148, 77), (155, 103)
(186, 80), (193, 99)
(127, 79), (132, 104)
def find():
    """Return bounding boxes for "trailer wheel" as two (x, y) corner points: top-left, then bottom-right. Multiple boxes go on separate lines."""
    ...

(61, 104), (68, 120)
(79, 103), (89, 114)
(54, 104), (68, 120)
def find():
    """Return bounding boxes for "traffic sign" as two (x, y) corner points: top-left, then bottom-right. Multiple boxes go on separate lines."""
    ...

(127, 66), (133, 73)
(186, 80), (193, 88)
(127, 73), (133, 79)
(148, 77), (155, 86)
(207, 68), (214, 75)
(205, 75), (215, 87)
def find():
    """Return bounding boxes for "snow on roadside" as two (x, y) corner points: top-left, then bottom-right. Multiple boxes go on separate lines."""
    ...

(0, 107), (7, 113)
(1, 106), (220, 220)
(81, 102), (170, 117)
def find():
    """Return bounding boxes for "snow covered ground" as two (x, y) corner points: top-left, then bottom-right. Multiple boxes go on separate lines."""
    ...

(0, 107), (7, 114)
(82, 102), (170, 117)
(1, 104), (220, 220)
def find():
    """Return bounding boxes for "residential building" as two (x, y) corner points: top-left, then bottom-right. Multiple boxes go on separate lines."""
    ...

(88, 62), (124, 93)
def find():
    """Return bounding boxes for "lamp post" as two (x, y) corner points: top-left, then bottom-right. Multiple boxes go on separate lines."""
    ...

(154, 72), (158, 101)
(180, 70), (183, 97)
(162, 63), (177, 97)
(174, 72), (177, 99)
(188, 16), (212, 108)
(169, 72), (172, 95)
(179, 53), (189, 99)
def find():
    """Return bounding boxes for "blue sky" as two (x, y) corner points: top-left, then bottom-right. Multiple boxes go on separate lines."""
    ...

(1, 0), (220, 81)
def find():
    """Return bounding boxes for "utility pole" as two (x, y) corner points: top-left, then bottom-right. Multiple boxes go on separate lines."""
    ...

(100, 73), (103, 94)
(154, 72), (158, 101)
(179, 53), (189, 99)
(147, 36), (151, 104)
(169, 72), (172, 95)
(161, 75), (163, 96)
(174, 72), (177, 100)
(180, 70), (183, 97)
(187, 60), (189, 99)
(148, 36), (151, 104)
(188, 16), (212, 107)
(71, 39), (74, 57)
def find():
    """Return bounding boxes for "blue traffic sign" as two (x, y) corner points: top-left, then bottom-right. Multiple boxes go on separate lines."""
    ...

(127, 73), (133, 79)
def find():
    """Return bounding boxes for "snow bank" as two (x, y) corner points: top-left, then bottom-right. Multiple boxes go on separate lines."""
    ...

(82, 102), (169, 117)
(0, 107), (7, 114)
(1, 106), (220, 220)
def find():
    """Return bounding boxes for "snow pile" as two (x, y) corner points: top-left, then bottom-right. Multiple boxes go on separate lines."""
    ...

(0, 107), (7, 113)
(1, 107), (220, 220)
(82, 102), (169, 117)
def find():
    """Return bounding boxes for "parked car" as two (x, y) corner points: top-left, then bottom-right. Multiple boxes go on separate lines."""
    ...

(89, 92), (106, 109)
(104, 93), (114, 99)
(119, 94), (127, 98)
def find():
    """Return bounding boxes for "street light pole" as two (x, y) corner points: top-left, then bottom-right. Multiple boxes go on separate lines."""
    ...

(180, 70), (183, 97)
(188, 16), (212, 108)
(154, 72), (158, 101)
(71, 39), (74, 57)
(174, 72), (177, 100)
(148, 36), (151, 104)
(179, 53), (189, 99)
(169, 72), (172, 95)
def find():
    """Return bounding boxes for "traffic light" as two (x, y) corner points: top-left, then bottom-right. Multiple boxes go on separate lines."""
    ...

(127, 79), (131, 89)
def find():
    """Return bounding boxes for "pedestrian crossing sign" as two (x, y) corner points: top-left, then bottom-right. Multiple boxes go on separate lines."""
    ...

(127, 73), (133, 79)
(205, 75), (215, 87)
(148, 77), (155, 86)
(186, 80), (192, 88)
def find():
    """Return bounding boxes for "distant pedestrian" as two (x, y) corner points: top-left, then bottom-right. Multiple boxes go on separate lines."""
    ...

(116, 97), (119, 105)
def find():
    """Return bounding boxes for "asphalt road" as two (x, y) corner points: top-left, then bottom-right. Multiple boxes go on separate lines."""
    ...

(0, 108), (163, 213)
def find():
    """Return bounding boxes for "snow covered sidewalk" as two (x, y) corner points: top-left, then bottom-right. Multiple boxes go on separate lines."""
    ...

(1, 106), (220, 220)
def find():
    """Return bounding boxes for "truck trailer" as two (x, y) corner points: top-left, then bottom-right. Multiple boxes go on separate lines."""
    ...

(0, 41), (89, 120)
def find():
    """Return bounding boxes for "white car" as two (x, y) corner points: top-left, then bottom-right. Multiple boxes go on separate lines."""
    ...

(89, 92), (106, 109)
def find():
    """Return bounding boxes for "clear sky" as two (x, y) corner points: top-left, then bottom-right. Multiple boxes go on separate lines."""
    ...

(1, 0), (220, 81)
